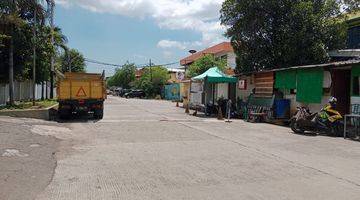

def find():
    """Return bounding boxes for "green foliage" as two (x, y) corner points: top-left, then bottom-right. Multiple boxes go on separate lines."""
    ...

(0, 99), (57, 110)
(59, 49), (86, 73)
(220, 0), (352, 73)
(107, 63), (136, 88)
(187, 54), (227, 77)
(0, 23), (69, 82)
(0, 0), (71, 83)
(136, 66), (169, 97)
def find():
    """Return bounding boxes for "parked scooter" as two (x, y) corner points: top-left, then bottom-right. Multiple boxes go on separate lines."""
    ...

(290, 97), (343, 136)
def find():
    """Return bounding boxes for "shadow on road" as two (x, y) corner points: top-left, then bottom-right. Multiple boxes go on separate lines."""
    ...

(54, 113), (101, 124)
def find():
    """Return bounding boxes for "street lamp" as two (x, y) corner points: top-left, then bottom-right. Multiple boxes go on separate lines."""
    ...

(183, 50), (197, 73)
(189, 50), (197, 54)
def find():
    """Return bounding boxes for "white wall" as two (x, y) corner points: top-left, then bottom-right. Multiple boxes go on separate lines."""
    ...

(0, 81), (56, 105)
(214, 52), (236, 69)
(216, 83), (228, 100)
(285, 94), (331, 115)
(236, 76), (255, 101)
(227, 52), (236, 69)
(190, 92), (202, 106)
(189, 82), (203, 106)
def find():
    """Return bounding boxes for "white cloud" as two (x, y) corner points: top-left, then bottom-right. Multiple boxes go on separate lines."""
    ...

(56, 0), (227, 50)
(157, 40), (186, 50)
(56, 0), (71, 7)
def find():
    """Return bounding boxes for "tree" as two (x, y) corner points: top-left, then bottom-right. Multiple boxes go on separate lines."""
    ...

(136, 66), (169, 97)
(220, 0), (353, 73)
(107, 62), (136, 88)
(187, 54), (227, 77)
(59, 48), (86, 73)
(0, 0), (49, 105)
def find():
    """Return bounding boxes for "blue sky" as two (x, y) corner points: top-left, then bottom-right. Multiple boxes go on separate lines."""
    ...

(55, 0), (227, 75)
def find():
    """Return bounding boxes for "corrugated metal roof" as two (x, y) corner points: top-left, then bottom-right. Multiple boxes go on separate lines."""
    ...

(235, 59), (360, 76)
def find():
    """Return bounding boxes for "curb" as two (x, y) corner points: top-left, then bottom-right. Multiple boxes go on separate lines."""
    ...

(0, 104), (59, 121)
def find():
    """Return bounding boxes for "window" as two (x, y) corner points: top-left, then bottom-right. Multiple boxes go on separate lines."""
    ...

(348, 26), (360, 49)
(353, 76), (360, 96)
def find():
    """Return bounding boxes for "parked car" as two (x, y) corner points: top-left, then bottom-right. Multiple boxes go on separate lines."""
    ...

(119, 89), (131, 97)
(124, 90), (146, 99)
(114, 88), (122, 96)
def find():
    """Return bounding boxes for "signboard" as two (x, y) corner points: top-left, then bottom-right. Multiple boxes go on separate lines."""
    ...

(76, 86), (87, 97)
(190, 82), (203, 93)
(238, 79), (247, 90)
(176, 72), (185, 81)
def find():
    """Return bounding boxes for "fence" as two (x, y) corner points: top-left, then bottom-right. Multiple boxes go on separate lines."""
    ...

(0, 81), (56, 105)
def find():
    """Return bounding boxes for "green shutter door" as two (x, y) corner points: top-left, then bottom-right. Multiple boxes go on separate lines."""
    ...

(275, 69), (297, 89)
(296, 68), (323, 104)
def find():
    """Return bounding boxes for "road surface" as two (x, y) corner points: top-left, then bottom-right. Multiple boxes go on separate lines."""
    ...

(1, 96), (360, 200)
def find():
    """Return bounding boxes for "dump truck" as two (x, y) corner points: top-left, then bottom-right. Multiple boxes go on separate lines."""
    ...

(56, 71), (107, 119)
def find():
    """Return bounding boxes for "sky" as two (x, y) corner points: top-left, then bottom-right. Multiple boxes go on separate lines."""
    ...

(54, 0), (228, 76)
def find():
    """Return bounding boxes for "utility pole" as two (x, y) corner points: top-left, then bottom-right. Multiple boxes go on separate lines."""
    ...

(49, 0), (55, 99)
(69, 54), (72, 72)
(149, 59), (152, 82)
(9, 26), (14, 105)
(32, 7), (37, 106)
(8, 0), (15, 105)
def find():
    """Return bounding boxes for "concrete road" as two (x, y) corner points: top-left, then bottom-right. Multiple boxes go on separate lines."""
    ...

(0, 117), (59, 200)
(2, 96), (360, 200)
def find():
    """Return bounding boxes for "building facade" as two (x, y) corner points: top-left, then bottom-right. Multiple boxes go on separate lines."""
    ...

(180, 42), (237, 106)
(180, 42), (236, 70)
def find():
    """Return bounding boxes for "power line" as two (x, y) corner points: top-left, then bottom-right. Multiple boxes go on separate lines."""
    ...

(84, 58), (122, 67)
(84, 58), (180, 69)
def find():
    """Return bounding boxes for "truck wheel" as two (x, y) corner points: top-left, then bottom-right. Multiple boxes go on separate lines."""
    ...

(58, 110), (70, 120)
(94, 109), (104, 119)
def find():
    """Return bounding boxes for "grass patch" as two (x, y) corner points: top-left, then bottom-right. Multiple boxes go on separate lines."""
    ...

(0, 99), (58, 110)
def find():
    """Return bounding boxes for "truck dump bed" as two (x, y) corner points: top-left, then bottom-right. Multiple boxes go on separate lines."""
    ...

(57, 72), (106, 100)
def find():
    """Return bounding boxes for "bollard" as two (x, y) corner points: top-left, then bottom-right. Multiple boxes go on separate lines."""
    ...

(193, 109), (197, 116)
(217, 106), (223, 120)
(176, 101), (179, 107)
(226, 99), (232, 123)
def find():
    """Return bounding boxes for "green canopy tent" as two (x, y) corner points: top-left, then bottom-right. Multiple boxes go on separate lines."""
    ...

(191, 67), (237, 105)
(192, 67), (237, 83)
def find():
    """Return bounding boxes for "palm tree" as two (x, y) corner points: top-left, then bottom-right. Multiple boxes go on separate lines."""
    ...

(1, 0), (48, 105)
(46, 0), (55, 99)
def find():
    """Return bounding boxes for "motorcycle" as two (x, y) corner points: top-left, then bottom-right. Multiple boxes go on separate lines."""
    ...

(290, 106), (344, 136)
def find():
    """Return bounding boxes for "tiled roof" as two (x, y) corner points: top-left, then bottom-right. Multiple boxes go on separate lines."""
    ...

(180, 42), (233, 66)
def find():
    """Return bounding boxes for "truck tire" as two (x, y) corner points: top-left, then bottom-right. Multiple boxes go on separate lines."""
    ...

(58, 102), (71, 120)
(94, 109), (104, 119)
(58, 109), (70, 120)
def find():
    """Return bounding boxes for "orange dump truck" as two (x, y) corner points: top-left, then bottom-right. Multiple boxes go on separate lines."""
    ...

(57, 72), (107, 119)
